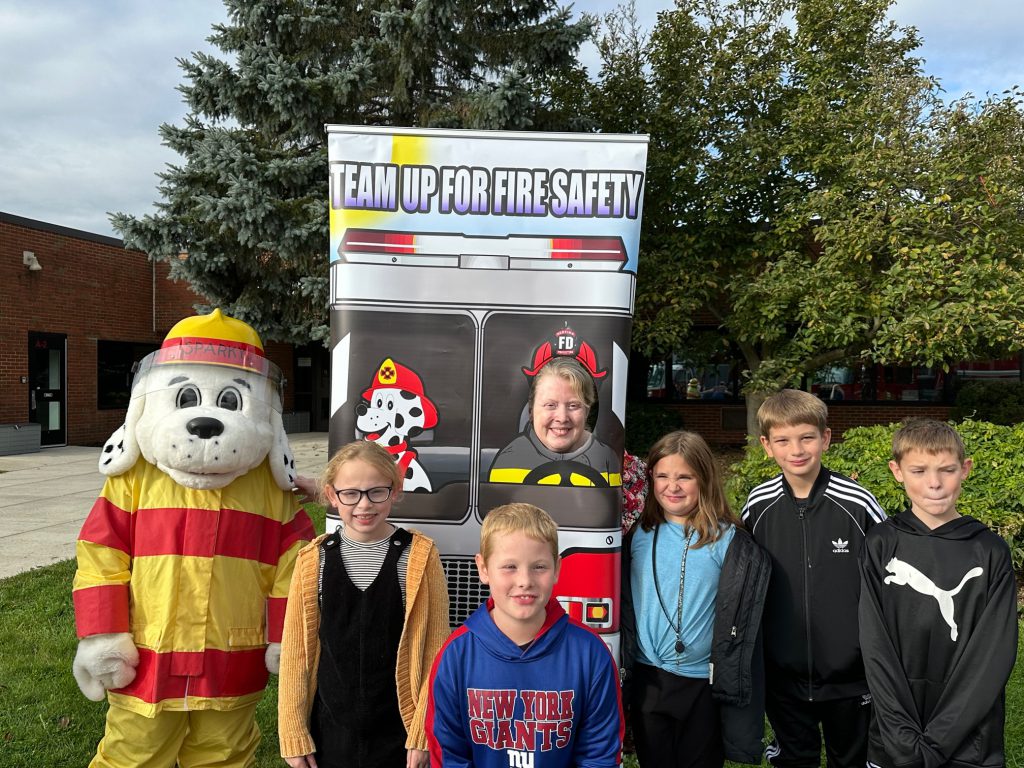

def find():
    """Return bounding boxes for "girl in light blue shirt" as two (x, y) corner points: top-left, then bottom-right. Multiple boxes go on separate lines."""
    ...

(625, 430), (741, 768)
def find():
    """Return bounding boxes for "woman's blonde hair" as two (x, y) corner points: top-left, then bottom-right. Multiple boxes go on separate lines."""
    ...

(528, 358), (596, 416)
(318, 440), (403, 505)
(480, 503), (560, 562)
(639, 430), (739, 547)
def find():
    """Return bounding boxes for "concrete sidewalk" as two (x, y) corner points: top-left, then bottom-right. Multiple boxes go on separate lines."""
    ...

(0, 433), (329, 580)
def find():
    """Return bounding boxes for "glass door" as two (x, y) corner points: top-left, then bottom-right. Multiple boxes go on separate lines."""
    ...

(28, 332), (67, 446)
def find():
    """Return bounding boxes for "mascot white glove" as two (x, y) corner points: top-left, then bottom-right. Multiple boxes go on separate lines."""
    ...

(73, 632), (140, 701)
(265, 642), (282, 675)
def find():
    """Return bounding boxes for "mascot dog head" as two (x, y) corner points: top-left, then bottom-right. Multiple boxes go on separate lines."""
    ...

(99, 310), (296, 490)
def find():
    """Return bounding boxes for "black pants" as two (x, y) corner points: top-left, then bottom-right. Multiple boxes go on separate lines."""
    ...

(631, 663), (724, 768)
(765, 690), (872, 768)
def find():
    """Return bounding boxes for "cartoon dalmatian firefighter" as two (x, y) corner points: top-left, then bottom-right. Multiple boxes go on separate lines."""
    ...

(357, 357), (438, 492)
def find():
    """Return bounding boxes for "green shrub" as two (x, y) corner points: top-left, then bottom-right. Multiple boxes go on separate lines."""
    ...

(951, 380), (1024, 425)
(725, 440), (778, 512)
(726, 419), (1024, 569)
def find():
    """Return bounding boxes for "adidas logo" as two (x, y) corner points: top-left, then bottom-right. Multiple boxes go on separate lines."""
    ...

(832, 538), (849, 553)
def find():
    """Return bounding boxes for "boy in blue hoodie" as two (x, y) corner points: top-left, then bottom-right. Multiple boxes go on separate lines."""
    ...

(859, 419), (1018, 768)
(427, 503), (623, 768)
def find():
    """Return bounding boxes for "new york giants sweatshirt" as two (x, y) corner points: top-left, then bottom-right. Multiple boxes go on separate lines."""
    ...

(426, 598), (623, 768)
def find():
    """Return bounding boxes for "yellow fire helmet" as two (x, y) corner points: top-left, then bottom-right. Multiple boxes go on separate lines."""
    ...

(132, 309), (283, 404)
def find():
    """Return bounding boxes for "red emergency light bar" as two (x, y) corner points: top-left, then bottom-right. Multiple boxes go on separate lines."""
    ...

(341, 230), (415, 253)
(549, 237), (626, 262)
(340, 229), (627, 262)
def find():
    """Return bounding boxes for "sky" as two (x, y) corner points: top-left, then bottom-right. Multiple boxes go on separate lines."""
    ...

(1, 0), (1022, 240)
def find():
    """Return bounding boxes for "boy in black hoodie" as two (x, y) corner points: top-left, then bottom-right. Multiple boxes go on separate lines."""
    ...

(859, 419), (1018, 768)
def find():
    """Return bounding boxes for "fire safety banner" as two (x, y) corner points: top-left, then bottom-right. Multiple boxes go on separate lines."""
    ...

(326, 126), (648, 274)
(324, 126), (649, 648)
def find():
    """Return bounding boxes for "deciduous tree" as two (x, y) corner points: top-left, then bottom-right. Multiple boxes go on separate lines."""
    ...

(595, 0), (1024, 434)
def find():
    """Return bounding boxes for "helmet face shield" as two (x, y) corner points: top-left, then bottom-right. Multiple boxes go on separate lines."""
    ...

(131, 347), (283, 412)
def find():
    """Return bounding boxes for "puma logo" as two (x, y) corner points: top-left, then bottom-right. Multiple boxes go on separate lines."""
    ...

(883, 557), (983, 641)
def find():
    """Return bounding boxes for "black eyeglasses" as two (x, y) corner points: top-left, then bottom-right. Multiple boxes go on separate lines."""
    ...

(331, 486), (393, 506)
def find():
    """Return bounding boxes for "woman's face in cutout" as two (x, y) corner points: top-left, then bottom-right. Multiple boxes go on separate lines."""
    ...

(531, 373), (589, 454)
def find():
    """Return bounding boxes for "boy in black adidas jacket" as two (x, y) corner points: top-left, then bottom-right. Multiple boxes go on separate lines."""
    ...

(859, 419), (1017, 768)
(741, 390), (886, 768)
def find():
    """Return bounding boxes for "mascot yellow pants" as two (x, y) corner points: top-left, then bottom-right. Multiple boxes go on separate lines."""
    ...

(89, 702), (259, 768)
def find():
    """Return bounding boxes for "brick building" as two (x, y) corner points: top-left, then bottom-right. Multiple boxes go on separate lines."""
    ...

(5, 210), (1009, 452)
(1, 212), (325, 450)
(638, 307), (992, 446)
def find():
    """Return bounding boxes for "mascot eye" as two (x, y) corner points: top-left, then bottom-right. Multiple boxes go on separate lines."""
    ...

(376, 396), (383, 408)
(176, 386), (201, 409)
(386, 397), (394, 411)
(217, 387), (242, 411)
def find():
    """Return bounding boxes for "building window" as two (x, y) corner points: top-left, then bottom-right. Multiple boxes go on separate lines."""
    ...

(647, 355), (743, 401)
(97, 341), (158, 410)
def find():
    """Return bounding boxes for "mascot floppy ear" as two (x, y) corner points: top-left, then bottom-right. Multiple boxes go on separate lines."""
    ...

(98, 378), (146, 477)
(268, 408), (298, 491)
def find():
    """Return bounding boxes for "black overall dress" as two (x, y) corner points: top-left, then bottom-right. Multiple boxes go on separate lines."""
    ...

(310, 528), (410, 768)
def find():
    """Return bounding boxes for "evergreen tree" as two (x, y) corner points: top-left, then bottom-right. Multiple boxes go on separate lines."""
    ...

(111, 0), (593, 343)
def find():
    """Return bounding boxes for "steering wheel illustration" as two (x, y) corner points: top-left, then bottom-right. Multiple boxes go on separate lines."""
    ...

(522, 460), (611, 488)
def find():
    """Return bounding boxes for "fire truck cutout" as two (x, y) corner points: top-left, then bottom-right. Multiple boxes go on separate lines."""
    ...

(326, 126), (649, 661)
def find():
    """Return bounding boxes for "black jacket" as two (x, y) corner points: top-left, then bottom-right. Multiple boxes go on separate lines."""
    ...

(621, 522), (771, 764)
(859, 511), (1018, 768)
(741, 466), (886, 701)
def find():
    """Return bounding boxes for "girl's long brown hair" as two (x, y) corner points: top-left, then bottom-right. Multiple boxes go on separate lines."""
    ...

(638, 430), (740, 548)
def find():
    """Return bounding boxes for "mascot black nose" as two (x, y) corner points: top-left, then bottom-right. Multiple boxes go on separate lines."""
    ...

(187, 417), (225, 440)
(355, 403), (368, 416)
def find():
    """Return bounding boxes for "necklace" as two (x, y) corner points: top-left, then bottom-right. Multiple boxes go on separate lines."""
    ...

(652, 523), (691, 654)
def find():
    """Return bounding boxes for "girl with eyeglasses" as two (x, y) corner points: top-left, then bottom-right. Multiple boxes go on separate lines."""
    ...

(278, 440), (450, 768)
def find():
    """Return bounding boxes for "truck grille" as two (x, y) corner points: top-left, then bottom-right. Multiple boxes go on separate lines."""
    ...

(442, 557), (490, 627)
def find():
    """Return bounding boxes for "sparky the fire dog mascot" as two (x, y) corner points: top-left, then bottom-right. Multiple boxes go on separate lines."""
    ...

(72, 310), (314, 767)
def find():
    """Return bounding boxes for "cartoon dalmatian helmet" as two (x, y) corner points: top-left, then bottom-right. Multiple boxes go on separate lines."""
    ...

(361, 357), (439, 430)
(99, 309), (296, 491)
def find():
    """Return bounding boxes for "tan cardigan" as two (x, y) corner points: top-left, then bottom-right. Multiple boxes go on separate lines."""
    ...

(277, 529), (451, 758)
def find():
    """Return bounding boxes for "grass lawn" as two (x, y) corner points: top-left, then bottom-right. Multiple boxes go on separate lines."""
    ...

(1, 540), (1021, 766)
